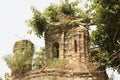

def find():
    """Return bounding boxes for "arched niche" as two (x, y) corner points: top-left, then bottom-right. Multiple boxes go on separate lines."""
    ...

(52, 42), (59, 59)
(74, 40), (77, 52)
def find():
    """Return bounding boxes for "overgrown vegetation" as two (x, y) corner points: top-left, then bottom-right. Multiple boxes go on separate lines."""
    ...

(0, 77), (2, 80)
(32, 47), (68, 70)
(32, 47), (45, 69)
(27, 0), (120, 73)
(4, 40), (34, 75)
(4, 0), (120, 77)
(26, 0), (90, 38)
(0, 73), (10, 80)
(4, 54), (32, 76)
(89, 0), (120, 72)
(4, 73), (9, 80)
(45, 59), (68, 69)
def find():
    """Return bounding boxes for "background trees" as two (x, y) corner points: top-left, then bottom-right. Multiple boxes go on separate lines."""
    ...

(32, 47), (45, 69)
(89, 0), (120, 71)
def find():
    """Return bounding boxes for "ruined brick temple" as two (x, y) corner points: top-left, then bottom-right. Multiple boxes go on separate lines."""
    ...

(44, 24), (108, 80)
(11, 25), (108, 80)
(45, 25), (89, 72)
(11, 16), (108, 80)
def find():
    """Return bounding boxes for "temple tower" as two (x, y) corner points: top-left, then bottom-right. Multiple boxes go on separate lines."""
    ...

(45, 23), (108, 80)
(45, 25), (89, 72)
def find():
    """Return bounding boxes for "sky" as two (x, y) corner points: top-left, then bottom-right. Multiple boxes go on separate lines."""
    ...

(0, 0), (120, 80)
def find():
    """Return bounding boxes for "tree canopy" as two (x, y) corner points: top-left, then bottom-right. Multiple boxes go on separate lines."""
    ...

(89, 0), (120, 72)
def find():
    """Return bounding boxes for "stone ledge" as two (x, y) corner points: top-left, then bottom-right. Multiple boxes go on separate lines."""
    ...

(13, 68), (108, 80)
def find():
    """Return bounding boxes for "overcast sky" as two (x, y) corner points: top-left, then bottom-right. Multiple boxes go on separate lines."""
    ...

(0, 0), (119, 80)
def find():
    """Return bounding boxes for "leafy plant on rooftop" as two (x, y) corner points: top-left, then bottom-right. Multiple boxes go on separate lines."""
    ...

(26, 0), (90, 38)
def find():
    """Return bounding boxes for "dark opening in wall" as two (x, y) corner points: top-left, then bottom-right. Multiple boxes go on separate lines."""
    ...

(52, 42), (59, 58)
(74, 40), (77, 52)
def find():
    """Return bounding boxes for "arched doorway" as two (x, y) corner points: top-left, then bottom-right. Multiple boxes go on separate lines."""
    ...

(52, 42), (59, 59)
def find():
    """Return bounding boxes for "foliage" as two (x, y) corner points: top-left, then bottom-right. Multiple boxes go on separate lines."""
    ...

(59, 0), (81, 16)
(46, 59), (68, 69)
(0, 73), (10, 80)
(4, 54), (31, 75)
(43, 0), (82, 21)
(26, 0), (90, 38)
(27, 6), (47, 38)
(4, 40), (34, 75)
(32, 47), (68, 70)
(0, 77), (2, 80)
(90, 48), (110, 70)
(4, 73), (9, 80)
(43, 3), (59, 21)
(12, 54), (32, 74)
(89, 0), (120, 71)
(4, 54), (13, 69)
(32, 47), (45, 69)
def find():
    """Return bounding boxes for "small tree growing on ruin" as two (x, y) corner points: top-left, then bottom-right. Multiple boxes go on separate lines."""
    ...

(4, 40), (34, 76)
